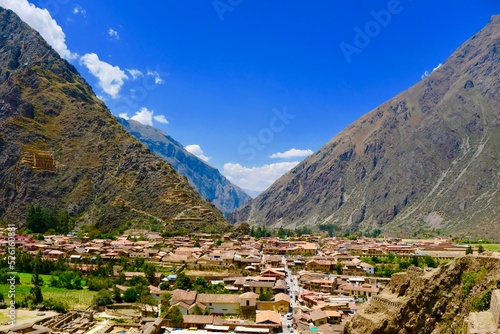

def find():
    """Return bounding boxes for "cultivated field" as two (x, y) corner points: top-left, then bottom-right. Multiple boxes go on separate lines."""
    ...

(0, 273), (97, 310)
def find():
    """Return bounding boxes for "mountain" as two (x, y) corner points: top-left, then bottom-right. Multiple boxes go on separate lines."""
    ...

(0, 7), (227, 233)
(117, 118), (251, 215)
(230, 15), (500, 240)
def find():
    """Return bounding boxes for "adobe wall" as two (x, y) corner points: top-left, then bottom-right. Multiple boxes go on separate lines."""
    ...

(490, 289), (500, 325)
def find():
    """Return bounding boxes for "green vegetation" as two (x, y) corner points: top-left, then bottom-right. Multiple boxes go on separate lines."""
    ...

(360, 254), (440, 277)
(469, 289), (492, 311)
(461, 271), (477, 297)
(483, 244), (500, 252)
(25, 205), (74, 234)
(166, 306), (184, 327)
(461, 268), (488, 298)
(93, 289), (114, 307)
(258, 290), (274, 301)
(466, 245), (473, 255)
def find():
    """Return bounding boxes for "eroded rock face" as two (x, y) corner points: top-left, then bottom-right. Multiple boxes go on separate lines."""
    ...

(0, 7), (226, 232)
(230, 15), (500, 239)
(347, 257), (500, 334)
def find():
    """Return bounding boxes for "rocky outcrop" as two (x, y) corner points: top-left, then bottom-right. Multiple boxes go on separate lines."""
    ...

(0, 7), (227, 232)
(118, 118), (251, 215)
(346, 256), (500, 334)
(230, 15), (500, 239)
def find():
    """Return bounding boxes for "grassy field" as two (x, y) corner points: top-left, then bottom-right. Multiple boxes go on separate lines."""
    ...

(0, 272), (97, 310)
(482, 244), (500, 252)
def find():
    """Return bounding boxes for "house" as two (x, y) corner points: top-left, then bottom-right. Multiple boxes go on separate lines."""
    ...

(309, 309), (328, 327)
(359, 262), (375, 275)
(309, 279), (337, 293)
(182, 315), (215, 329)
(245, 281), (275, 294)
(325, 310), (342, 324)
(260, 269), (286, 279)
(338, 283), (379, 299)
(273, 279), (287, 294)
(239, 292), (259, 307)
(306, 259), (335, 273)
(256, 293), (290, 313)
(196, 294), (241, 315)
(256, 310), (282, 326)
(170, 289), (198, 308)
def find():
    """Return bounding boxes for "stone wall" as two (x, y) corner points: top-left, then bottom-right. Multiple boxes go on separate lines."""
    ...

(490, 289), (500, 325)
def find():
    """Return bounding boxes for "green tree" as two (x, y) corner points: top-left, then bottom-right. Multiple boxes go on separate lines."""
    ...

(88, 277), (110, 291)
(478, 245), (485, 254)
(93, 289), (114, 306)
(124, 287), (138, 302)
(174, 272), (192, 290)
(129, 275), (150, 287)
(133, 257), (145, 270)
(139, 294), (158, 317)
(387, 253), (396, 263)
(25, 205), (73, 234)
(424, 256), (437, 268)
(258, 291), (274, 301)
(411, 256), (420, 267)
(167, 306), (184, 327)
(193, 238), (201, 248)
(143, 263), (157, 284)
(113, 286), (123, 303)
(466, 245), (473, 255)
(190, 304), (204, 315)
(160, 281), (170, 291)
(30, 252), (43, 304)
(193, 277), (208, 292)
(335, 262), (343, 275)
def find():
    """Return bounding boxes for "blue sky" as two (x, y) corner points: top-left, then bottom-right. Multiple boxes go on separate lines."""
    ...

(2, 0), (499, 196)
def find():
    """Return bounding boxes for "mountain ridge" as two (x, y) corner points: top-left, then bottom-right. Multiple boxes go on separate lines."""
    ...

(118, 118), (251, 215)
(230, 14), (500, 239)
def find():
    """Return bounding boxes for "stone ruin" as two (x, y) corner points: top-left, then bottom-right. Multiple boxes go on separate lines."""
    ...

(20, 150), (56, 171)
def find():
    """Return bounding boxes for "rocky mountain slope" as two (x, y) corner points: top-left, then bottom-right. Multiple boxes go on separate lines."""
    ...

(118, 118), (251, 215)
(230, 15), (500, 240)
(346, 255), (500, 334)
(0, 7), (227, 232)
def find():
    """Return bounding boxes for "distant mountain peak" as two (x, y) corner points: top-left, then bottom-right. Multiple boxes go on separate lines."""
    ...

(118, 118), (251, 215)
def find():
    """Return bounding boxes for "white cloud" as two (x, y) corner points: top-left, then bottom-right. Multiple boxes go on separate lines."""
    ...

(130, 107), (154, 126)
(73, 6), (86, 17)
(120, 107), (168, 126)
(153, 114), (169, 124)
(270, 148), (313, 159)
(223, 161), (299, 194)
(185, 144), (211, 162)
(79, 53), (128, 99)
(421, 62), (442, 79)
(127, 69), (143, 80)
(0, 0), (77, 60)
(147, 70), (165, 84)
(108, 28), (119, 40)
